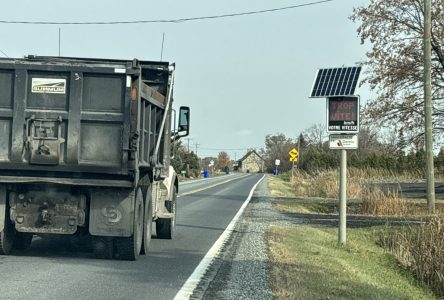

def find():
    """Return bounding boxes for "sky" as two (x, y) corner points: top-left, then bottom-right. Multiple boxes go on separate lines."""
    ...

(0, 0), (372, 160)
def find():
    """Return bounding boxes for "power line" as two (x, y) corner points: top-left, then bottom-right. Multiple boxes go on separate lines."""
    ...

(199, 147), (263, 151)
(0, 49), (9, 58)
(0, 0), (333, 25)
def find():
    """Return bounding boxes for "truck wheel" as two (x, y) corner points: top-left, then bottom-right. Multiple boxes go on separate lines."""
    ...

(156, 186), (177, 239)
(14, 232), (33, 250)
(0, 217), (14, 255)
(141, 185), (153, 255)
(115, 188), (143, 260)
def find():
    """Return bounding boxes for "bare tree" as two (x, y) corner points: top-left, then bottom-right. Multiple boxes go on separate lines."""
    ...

(302, 123), (328, 148)
(264, 134), (294, 172)
(351, 0), (444, 148)
(216, 151), (230, 171)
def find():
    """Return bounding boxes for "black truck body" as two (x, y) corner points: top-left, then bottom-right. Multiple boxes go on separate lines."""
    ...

(0, 56), (189, 260)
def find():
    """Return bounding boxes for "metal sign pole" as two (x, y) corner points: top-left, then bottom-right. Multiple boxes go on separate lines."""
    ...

(275, 159), (280, 175)
(297, 135), (301, 168)
(339, 149), (347, 245)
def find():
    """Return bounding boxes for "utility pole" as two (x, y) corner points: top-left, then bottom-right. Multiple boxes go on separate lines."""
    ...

(58, 28), (61, 56)
(424, 0), (435, 213)
(297, 134), (301, 168)
(185, 138), (191, 152)
(160, 32), (165, 61)
(195, 142), (199, 155)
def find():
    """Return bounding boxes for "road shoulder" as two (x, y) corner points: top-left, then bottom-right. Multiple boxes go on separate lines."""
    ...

(199, 175), (277, 299)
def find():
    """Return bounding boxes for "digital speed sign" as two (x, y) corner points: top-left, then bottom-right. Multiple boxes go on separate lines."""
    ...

(327, 96), (360, 133)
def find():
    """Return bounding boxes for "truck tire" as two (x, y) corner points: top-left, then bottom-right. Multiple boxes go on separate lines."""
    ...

(0, 216), (14, 255)
(141, 185), (153, 255)
(13, 232), (33, 250)
(115, 188), (143, 260)
(156, 186), (177, 239)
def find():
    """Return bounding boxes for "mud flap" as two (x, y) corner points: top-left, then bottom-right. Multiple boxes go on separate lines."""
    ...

(89, 188), (135, 237)
(0, 186), (5, 232)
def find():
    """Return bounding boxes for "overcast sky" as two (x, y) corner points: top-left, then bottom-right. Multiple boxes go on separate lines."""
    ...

(0, 0), (371, 160)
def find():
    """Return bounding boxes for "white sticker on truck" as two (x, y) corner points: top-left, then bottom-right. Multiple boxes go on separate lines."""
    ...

(114, 68), (126, 74)
(31, 78), (66, 94)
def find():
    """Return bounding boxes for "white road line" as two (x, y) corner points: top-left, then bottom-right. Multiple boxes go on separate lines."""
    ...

(173, 174), (266, 300)
(179, 173), (245, 186)
(177, 174), (250, 198)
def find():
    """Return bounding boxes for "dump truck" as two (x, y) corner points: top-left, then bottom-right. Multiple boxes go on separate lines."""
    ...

(0, 56), (190, 260)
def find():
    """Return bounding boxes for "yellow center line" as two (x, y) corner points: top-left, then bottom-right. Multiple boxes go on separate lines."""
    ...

(178, 175), (249, 197)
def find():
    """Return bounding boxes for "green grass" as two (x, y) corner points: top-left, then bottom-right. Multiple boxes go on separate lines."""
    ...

(267, 226), (436, 300)
(268, 174), (298, 198)
(272, 198), (337, 214)
(272, 197), (367, 216)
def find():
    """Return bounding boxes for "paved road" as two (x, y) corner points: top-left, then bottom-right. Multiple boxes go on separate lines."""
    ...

(374, 181), (444, 199)
(0, 173), (263, 300)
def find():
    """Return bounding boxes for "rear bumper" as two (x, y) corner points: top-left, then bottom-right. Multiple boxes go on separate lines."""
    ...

(0, 175), (133, 188)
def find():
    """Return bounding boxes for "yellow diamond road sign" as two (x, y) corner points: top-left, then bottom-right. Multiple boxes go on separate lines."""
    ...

(289, 148), (298, 158)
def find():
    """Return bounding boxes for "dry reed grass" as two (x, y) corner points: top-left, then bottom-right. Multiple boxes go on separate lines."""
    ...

(290, 168), (410, 216)
(360, 186), (409, 216)
(290, 169), (362, 199)
(378, 218), (444, 297)
(348, 167), (425, 182)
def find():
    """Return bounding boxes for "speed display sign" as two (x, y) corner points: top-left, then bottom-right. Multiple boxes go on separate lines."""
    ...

(327, 96), (360, 133)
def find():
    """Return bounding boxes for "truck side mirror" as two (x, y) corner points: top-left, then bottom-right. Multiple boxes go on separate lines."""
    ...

(177, 106), (190, 138)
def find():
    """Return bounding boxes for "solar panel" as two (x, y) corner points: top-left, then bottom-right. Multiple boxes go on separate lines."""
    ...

(310, 66), (361, 98)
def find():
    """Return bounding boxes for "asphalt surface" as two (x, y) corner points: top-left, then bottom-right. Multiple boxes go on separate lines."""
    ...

(374, 181), (444, 199)
(0, 173), (263, 300)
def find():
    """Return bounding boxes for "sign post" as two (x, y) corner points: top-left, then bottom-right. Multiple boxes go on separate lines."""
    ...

(209, 160), (214, 176)
(274, 159), (280, 175)
(326, 96), (359, 245)
(289, 148), (299, 182)
(339, 149), (347, 244)
(309, 66), (362, 246)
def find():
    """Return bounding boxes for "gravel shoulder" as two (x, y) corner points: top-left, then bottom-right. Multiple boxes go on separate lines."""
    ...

(197, 175), (285, 300)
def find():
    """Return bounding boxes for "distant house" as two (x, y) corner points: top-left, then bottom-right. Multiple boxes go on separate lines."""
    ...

(236, 150), (264, 173)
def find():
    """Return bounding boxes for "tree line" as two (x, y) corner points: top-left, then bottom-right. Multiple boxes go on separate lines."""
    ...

(261, 124), (444, 176)
(171, 141), (233, 178)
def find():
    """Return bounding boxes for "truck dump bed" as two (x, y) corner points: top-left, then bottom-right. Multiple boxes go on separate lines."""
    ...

(0, 56), (170, 186)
